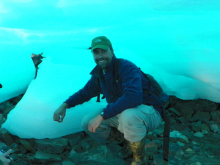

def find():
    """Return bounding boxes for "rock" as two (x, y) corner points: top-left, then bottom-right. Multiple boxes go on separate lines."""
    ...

(177, 116), (186, 123)
(189, 162), (202, 165)
(174, 148), (184, 160)
(0, 128), (14, 146)
(173, 123), (191, 132)
(68, 149), (80, 164)
(72, 140), (91, 153)
(191, 122), (202, 132)
(210, 111), (220, 124)
(179, 106), (194, 122)
(80, 145), (114, 164)
(190, 111), (211, 122)
(106, 143), (122, 157)
(0, 101), (12, 111)
(168, 142), (182, 160)
(168, 107), (181, 116)
(200, 123), (210, 132)
(210, 124), (220, 133)
(64, 134), (82, 147)
(186, 155), (220, 165)
(35, 138), (68, 154)
(31, 150), (62, 164)
(0, 114), (5, 125)
(9, 94), (24, 105)
(62, 160), (75, 165)
(19, 139), (33, 152)
(193, 99), (218, 112)
(185, 148), (196, 154)
(170, 117), (177, 125)
(0, 141), (7, 150)
(202, 144), (220, 158)
(0, 101), (15, 117)
(194, 132), (204, 138)
(177, 141), (185, 147)
(170, 130), (189, 143)
(201, 130), (208, 134)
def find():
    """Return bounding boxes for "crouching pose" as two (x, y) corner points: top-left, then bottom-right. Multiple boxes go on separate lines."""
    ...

(53, 36), (163, 165)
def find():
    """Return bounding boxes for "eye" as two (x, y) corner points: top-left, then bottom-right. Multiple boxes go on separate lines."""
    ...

(92, 50), (98, 54)
(101, 50), (107, 53)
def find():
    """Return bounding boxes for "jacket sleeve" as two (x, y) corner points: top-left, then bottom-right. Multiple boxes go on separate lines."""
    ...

(102, 61), (149, 119)
(64, 76), (101, 108)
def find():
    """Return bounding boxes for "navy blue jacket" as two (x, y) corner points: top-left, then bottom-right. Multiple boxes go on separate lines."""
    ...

(65, 55), (163, 119)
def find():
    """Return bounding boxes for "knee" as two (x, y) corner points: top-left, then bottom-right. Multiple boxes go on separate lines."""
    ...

(120, 109), (136, 125)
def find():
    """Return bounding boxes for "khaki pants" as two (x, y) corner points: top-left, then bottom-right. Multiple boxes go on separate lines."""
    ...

(81, 104), (162, 143)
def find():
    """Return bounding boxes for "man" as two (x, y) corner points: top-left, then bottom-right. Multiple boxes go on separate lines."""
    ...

(53, 36), (163, 165)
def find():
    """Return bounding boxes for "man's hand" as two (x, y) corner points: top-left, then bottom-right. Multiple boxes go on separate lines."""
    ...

(0, 149), (13, 165)
(53, 103), (68, 122)
(88, 114), (104, 132)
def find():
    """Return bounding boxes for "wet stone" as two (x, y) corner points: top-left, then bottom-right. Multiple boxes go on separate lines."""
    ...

(35, 138), (68, 154)
(31, 150), (62, 164)
(0, 128), (13, 146)
(19, 139), (33, 152)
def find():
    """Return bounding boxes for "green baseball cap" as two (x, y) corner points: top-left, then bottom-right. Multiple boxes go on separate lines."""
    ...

(90, 36), (112, 51)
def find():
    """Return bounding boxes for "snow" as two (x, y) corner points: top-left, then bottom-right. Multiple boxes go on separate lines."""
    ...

(0, 0), (220, 139)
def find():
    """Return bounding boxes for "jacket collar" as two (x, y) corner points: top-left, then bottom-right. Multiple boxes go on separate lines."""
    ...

(90, 55), (116, 78)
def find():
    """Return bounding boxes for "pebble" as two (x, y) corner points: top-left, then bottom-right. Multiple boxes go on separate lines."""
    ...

(194, 132), (204, 138)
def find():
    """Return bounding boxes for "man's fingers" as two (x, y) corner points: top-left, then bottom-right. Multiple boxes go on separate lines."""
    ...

(53, 114), (59, 121)
(59, 115), (64, 122)
(53, 113), (64, 122)
(88, 125), (96, 133)
(2, 149), (12, 156)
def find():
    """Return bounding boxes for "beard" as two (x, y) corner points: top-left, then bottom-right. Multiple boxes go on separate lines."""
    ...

(96, 58), (109, 69)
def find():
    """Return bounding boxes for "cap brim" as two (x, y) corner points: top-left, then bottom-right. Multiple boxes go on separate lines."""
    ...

(91, 45), (109, 51)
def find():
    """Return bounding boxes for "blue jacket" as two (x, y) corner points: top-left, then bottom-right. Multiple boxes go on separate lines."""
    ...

(65, 55), (163, 119)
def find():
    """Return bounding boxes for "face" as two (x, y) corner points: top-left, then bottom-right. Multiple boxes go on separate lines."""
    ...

(92, 48), (113, 71)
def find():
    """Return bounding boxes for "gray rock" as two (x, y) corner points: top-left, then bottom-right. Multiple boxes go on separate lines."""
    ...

(35, 138), (68, 154)
(19, 139), (33, 152)
(0, 141), (7, 149)
(174, 148), (184, 160)
(170, 130), (189, 143)
(190, 111), (211, 122)
(210, 111), (220, 124)
(189, 162), (202, 165)
(186, 155), (220, 165)
(62, 160), (75, 165)
(202, 143), (220, 157)
(0, 114), (6, 126)
(210, 124), (220, 133)
(72, 140), (91, 153)
(177, 116), (186, 123)
(168, 107), (181, 116)
(191, 122), (202, 132)
(201, 123), (210, 132)
(65, 134), (82, 147)
(0, 128), (14, 146)
(194, 132), (204, 138)
(80, 145), (112, 163)
(193, 100), (218, 112)
(32, 150), (62, 163)
(106, 143), (122, 157)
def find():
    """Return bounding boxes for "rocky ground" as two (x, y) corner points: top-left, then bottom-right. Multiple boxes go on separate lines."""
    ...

(0, 95), (219, 165)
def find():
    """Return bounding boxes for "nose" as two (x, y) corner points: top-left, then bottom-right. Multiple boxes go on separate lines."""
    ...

(96, 53), (104, 59)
